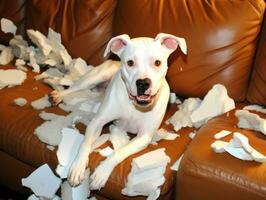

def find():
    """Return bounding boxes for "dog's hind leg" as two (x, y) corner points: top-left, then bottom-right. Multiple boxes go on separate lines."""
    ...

(50, 60), (120, 105)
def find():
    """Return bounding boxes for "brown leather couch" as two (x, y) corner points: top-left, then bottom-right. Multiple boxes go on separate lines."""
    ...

(0, 0), (265, 199)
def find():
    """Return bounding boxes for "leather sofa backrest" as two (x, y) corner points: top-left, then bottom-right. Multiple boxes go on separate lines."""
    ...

(113, 0), (265, 101)
(247, 14), (266, 106)
(25, 0), (117, 66)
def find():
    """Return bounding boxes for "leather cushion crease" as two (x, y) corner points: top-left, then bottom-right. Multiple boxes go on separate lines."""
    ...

(114, 0), (265, 102)
(247, 12), (266, 107)
(177, 104), (266, 200)
(0, 65), (192, 199)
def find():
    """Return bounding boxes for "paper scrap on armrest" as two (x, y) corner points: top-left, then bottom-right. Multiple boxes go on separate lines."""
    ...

(96, 146), (114, 157)
(235, 109), (266, 135)
(211, 132), (266, 163)
(244, 104), (266, 114)
(214, 130), (232, 139)
(22, 164), (61, 199)
(1, 18), (17, 35)
(122, 148), (170, 199)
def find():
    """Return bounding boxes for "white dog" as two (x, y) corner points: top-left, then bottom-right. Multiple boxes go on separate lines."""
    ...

(51, 33), (187, 189)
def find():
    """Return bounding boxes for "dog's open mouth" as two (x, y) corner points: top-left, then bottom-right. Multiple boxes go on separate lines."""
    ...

(129, 93), (156, 106)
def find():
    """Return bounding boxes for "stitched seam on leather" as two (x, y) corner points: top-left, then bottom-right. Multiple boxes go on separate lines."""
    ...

(183, 156), (266, 198)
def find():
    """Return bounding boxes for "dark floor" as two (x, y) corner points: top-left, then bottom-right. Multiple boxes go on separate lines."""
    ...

(0, 186), (27, 200)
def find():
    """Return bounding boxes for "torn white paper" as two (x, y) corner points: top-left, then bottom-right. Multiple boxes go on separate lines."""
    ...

(212, 132), (266, 163)
(214, 130), (232, 139)
(39, 111), (61, 121)
(122, 148), (170, 198)
(109, 125), (130, 150)
(211, 140), (228, 153)
(61, 170), (90, 200)
(14, 97), (27, 106)
(243, 105), (266, 114)
(22, 164), (61, 199)
(15, 59), (28, 71)
(235, 110), (266, 135)
(56, 128), (84, 178)
(0, 46), (14, 65)
(31, 95), (51, 110)
(167, 98), (201, 131)
(35, 68), (64, 81)
(27, 29), (53, 56)
(190, 84), (235, 128)
(0, 69), (26, 89)
(152, 128), (179, 144)
(1, 18), (17, 35)
(171, 154), (184, 171)
(97, 146), (114, 157)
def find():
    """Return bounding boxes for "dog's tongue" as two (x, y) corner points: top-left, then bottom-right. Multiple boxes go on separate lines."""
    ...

(136, 95), (150, 101)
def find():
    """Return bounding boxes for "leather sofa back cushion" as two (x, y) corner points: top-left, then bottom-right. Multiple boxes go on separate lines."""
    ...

(247, 14), (266, 106)
(26, 0), (117, 66)
(114, 0), (265, 101)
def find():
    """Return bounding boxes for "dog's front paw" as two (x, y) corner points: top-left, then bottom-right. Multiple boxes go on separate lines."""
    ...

(49, 90), (63, 105)
(68, 157), (89, 187)
(90, 159), (115, 190)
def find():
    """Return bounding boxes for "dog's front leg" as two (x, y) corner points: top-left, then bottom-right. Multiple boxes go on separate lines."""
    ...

(90, 132), (153, 190)
(68, 117), (107, 187)
(50, 60), (120, 105)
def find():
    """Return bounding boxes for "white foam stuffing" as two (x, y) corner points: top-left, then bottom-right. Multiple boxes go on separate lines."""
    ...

(212, 132), (266, 163)
(39, 111), (61, 121)
(22, 164), (62, 199)
(31, 95), (51, 110)
(190, 84), (235, 128)
(243, 104), (266, 114)
(122, 148), (170, 199)
(235, 109), (266, 135)
(167, 98), (201, 131)
(14, 97), (27, 106)
(56, 128), (84, 179)
(97, 146), (114, 157)
(61, 170), (90, 200)
(0, 69), (26, 89)
(152, 128), (179, 144)
(1, 18), (17, 35)
(0, 46), (14, 65)
(214, 130), (232, 139)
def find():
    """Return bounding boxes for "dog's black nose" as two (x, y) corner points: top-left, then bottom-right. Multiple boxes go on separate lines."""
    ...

(136, 78), (151, 95)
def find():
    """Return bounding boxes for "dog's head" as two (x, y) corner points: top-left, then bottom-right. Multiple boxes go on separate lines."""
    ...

(104, 33), (187, 108)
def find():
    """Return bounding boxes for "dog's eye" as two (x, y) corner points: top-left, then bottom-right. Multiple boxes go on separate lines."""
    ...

(127, 60), (134, 67)
(154, 60), (161, 67)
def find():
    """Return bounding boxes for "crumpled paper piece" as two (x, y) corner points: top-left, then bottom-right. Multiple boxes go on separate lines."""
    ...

(122, 148), (170, 200)
(211, 132), (266, 163)
(22, 164), (62, 199)
(235, 109), (266, 136)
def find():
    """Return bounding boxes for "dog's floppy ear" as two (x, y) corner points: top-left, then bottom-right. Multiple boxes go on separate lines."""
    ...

(104, 34), (131, 58)
(155, 33), (187, 55)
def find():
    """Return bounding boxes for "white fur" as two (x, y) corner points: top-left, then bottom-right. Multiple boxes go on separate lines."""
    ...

(54, 33), (187, 189)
